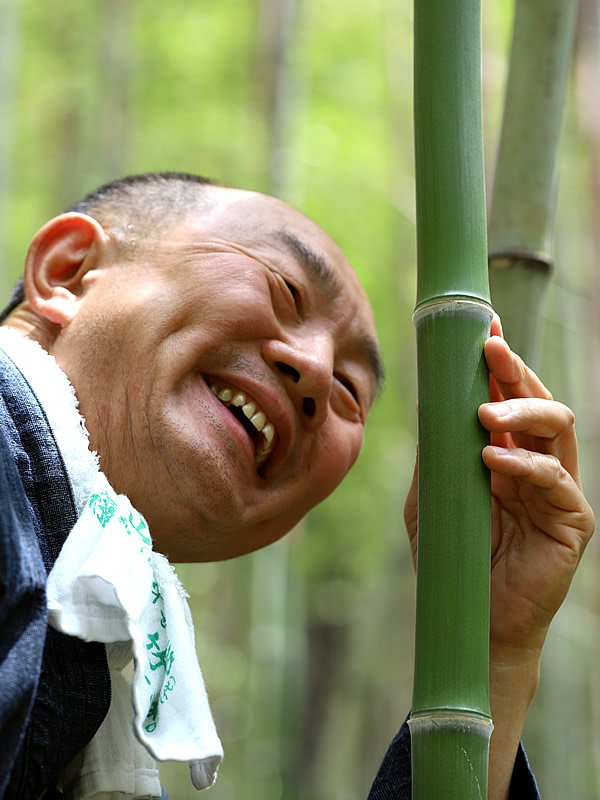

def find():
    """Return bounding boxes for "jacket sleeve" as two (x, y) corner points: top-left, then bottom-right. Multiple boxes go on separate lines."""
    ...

(0, 421), (48, 798)
(367, 717), (541, 800)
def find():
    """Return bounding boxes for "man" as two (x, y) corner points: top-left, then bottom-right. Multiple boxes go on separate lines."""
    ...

(0, 172), (593, 799)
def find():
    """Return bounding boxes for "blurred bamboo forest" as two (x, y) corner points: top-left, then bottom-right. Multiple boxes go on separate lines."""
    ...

(2, 0), (600, 797)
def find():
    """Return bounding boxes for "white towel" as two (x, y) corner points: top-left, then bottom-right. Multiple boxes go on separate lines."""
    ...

(59, 664), (162, 799)
(47, 474), (223, 798)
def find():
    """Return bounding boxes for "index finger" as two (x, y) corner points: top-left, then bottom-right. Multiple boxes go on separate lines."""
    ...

(484, 335), (553, 402)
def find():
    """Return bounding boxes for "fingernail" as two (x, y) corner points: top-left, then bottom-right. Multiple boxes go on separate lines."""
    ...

(493, 403), (511, 417)
(488, 445), (509, 456)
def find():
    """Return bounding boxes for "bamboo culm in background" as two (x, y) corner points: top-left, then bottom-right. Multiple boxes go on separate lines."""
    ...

(246, 2), (301, 798)
(409, 0), (493, 797)
(488, 0), (578, 370)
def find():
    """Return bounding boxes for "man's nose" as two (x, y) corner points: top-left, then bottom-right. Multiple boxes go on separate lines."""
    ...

(262, 335), (333, 430)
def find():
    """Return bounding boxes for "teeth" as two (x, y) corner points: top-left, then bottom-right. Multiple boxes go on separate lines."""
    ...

(250, 411), (266, 431)
(262, 423), (275, 443)
(209, 380), (277, 468)
(255, 439), (271, 468)
(242, 401), (256, 418)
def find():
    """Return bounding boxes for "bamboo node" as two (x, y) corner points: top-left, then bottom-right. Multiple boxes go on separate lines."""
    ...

(408, 713), (494, 738)
(412, 296), (493, 327)
(488, 249), (553, 273)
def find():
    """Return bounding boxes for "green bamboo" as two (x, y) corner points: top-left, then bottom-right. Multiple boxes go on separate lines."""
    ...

(409, 0), (493, 797)
(488, 0), (578, 369)
(0, 0), (20, 302)
(244, 3), (301, 798)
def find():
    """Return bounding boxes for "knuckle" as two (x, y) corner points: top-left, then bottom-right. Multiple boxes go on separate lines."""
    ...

(582, 504), (596, 541)
(570, 509), (595, 554)
(549, 453), (563, 469)
(559, 403), (575, 429)
(539, 453), (564, 490)
(548, 456), (564, 489)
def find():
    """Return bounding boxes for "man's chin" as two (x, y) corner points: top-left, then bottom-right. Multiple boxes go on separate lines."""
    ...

(157, 511), (303, 563)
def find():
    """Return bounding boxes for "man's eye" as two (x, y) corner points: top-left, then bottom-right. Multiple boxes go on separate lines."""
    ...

(282, 278), (301, 313)
(336, 374), (359, 403)
(283, 278), (300, 306)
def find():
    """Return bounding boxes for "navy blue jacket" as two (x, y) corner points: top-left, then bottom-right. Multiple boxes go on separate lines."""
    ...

(0, 347), (111, 798)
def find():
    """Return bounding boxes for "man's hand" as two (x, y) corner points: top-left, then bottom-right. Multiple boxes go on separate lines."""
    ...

(403, 316), (595, 799)
(481, 319), (593, 663)
(404, 316), (593, 660)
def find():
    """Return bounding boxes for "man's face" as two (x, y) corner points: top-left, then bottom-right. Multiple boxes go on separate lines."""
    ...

(51, 189), (381, 561)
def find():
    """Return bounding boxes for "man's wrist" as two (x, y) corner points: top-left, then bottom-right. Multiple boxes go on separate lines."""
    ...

(489, 645), (541, 707)
(488, 656), (540, 800)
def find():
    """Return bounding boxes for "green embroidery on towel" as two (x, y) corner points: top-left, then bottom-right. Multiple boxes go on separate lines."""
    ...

(161, 675), (176, 702)
(89, 491), (117, 527)
(146, 631), (161, 652)
(145, 699), (159, 733)
(151, 581), (162, 604)
(149, 640), (175, 675)
(119, 510), (152, 546)
(142, 638), (178, 733)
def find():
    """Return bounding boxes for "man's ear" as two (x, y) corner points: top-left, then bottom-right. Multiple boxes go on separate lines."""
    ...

(23, 212), (109, 327)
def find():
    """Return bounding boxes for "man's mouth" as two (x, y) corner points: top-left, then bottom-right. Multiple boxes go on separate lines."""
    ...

(209, 381), (277, 470)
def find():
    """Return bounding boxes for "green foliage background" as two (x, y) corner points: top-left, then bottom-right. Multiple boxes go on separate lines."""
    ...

(2, 1), (599, 798)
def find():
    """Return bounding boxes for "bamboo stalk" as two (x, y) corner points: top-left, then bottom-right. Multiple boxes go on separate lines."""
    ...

(245, 3), (301, 798)
(99, 0), (134, 179)
(488, 0), (578, 370)
(409, 0), (493, 797)
(0, 0), (20, 300)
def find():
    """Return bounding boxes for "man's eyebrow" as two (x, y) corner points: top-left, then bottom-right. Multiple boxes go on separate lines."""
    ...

(275, 227), (384, 395)
(275, 228), (341, 299)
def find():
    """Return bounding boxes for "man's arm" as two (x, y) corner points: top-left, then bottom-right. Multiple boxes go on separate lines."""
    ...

(0, 419), (48, 797)
(402, 318), (594, 799)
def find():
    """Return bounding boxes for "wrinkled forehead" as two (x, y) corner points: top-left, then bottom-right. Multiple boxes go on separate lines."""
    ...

(197, 187), (375, 320)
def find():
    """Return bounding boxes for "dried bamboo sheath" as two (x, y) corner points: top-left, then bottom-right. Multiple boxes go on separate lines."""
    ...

(410, 0), (492, 796)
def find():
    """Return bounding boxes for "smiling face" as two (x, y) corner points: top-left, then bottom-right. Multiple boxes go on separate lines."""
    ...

(49, 188), (381, 561)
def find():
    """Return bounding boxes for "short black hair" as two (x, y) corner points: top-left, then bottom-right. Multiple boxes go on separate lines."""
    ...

(0, 171), (221, 322)
(68, 171), (218, 230)
(0, 277), (25, 323)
